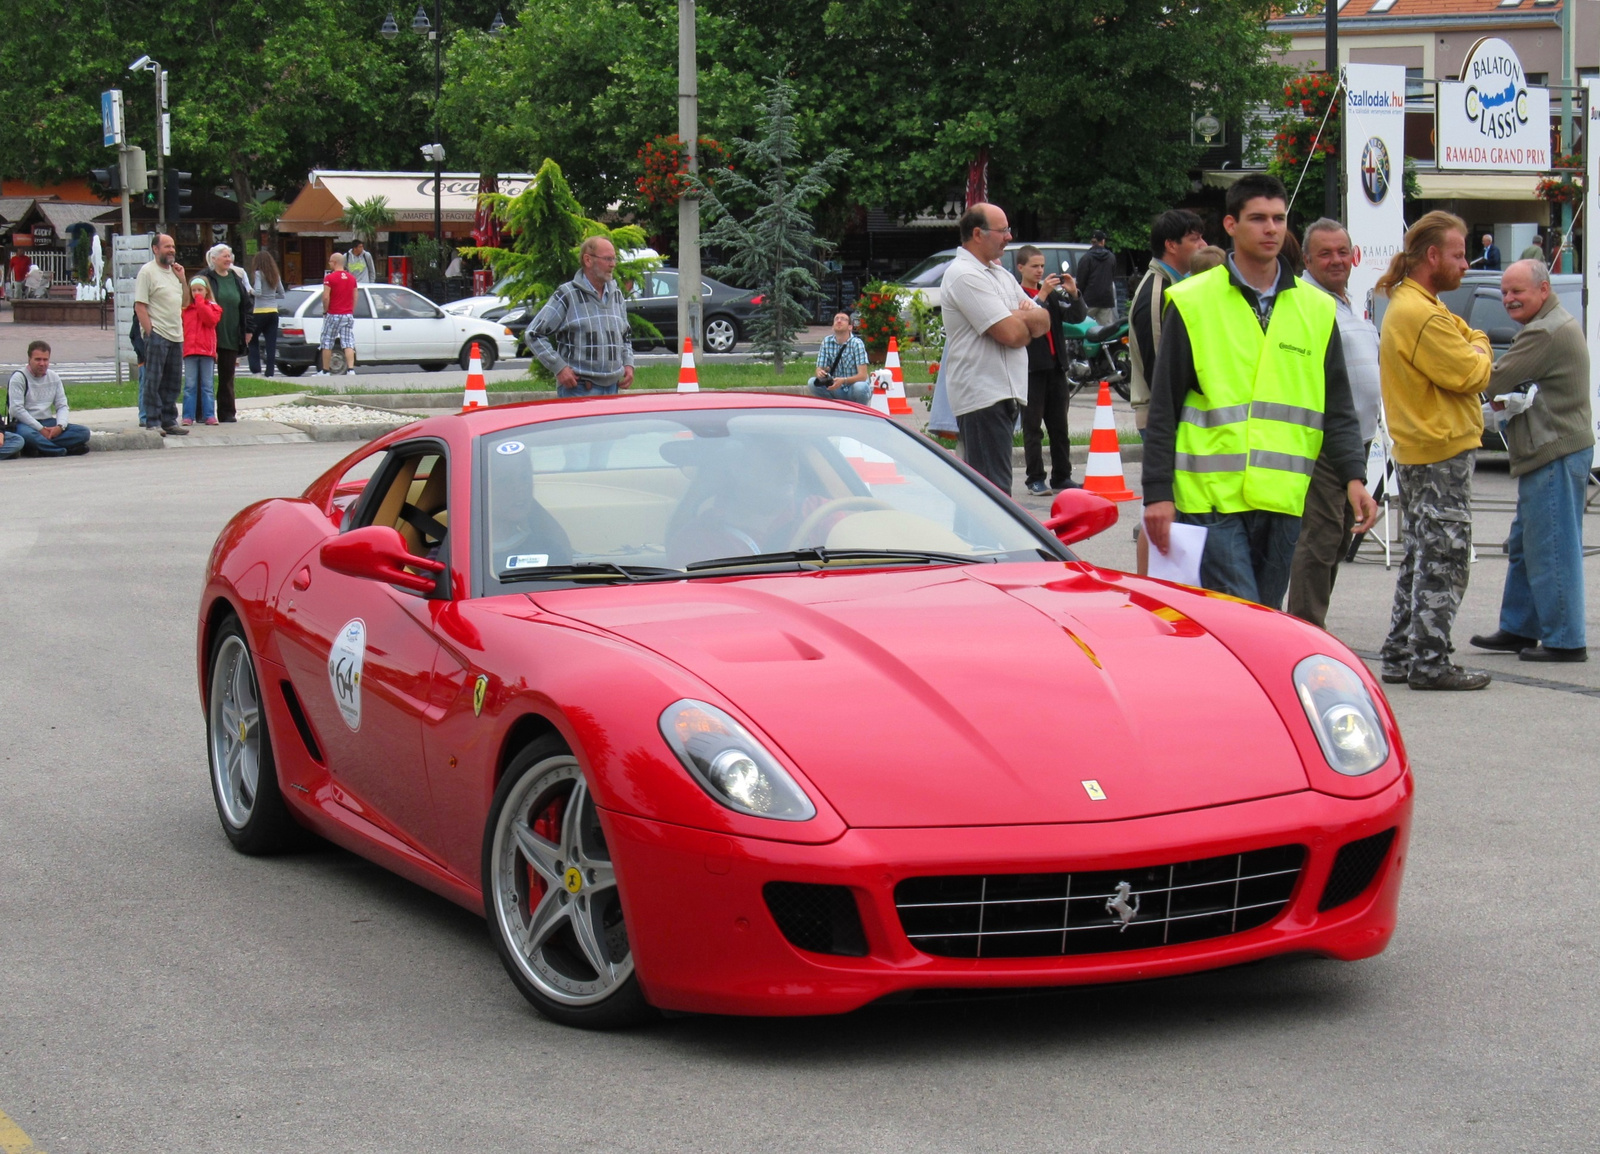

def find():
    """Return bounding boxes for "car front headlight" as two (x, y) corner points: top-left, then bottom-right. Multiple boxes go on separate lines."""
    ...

(1293, 655), (1390, 776)
(659, 699), (816, 820)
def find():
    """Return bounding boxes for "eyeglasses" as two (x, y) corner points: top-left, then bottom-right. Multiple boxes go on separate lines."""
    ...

(980, 226), (1013, 236)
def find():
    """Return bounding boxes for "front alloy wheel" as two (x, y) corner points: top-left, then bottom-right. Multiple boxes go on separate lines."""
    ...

(483, 738), (652, 1027)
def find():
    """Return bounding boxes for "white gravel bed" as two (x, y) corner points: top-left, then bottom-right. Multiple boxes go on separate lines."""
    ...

(238, 404), (417, 425)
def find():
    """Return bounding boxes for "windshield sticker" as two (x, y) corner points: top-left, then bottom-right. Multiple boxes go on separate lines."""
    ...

(506, 554), (549, 570)
(496, 441), (525, 455)
(328, 618), (366, 732)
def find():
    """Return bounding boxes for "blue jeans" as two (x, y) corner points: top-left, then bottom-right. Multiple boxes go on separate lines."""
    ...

(15, 419), (90, 456)
(1178, 508), (1302, 608)
(183, 356), (216, 421)
(0, 430), (22, 459)
(1499, 448), (1590, 649)
(555, 379), (620, 398)
(811, 380), (872, 404)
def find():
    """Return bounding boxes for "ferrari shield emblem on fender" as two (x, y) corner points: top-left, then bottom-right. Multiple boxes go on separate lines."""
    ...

(473, 674), (489, 717)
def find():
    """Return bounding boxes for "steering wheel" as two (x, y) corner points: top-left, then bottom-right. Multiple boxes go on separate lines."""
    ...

(787, 497), (893, 549)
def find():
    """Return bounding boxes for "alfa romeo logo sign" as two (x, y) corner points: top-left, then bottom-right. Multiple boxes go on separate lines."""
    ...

(1359, 138), (1391, 205)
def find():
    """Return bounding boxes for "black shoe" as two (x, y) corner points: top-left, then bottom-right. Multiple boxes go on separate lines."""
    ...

(1519, 645), (1587, 663)
(1053, 478), (1082, 491)
(1408, 665), (1491, 690)
(160, 424), (189, 436)
(1025, 479), (1050, 495)
(1380, 668), (1409, 684)
(1469, 630), (1537, 653)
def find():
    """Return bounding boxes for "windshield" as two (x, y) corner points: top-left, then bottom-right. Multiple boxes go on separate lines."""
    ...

(481, 408), (1058, 588)
(898, 252), (956, 287)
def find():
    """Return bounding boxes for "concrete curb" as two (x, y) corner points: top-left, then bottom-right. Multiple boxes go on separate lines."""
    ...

(88, 428), (166, 452)
(281, 420), (416, 443)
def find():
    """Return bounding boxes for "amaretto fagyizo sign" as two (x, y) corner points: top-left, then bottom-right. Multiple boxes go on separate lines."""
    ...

(1437, 37), (1550, 170)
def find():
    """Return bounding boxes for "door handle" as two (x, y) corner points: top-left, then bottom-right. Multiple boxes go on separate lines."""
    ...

(292, 567), (312, 590)
(382, 324), (392, 330)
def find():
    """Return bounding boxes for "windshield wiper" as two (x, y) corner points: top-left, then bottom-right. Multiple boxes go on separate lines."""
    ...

(684, 547), (995, 575)
(498, 562), (681, 584)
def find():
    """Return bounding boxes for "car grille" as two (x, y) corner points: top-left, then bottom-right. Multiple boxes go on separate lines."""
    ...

(1318, 828), (1397, 912)
(895, 845), (1306, 959)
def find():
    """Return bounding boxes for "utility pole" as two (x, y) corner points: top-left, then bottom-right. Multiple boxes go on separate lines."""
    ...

(1557, 0), (1574, 272)
(156, 65), (168, 234)
(677, 0), (702, 352)
(1325, 0), (1340, 221)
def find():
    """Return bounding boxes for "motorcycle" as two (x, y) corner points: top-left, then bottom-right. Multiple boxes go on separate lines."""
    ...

(1060, 316), (1131, 402)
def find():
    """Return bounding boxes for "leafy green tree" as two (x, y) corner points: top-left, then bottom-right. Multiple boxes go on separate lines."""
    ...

(339, 196), (396, 251)
(691, 75), (847, 371)
(460, 157), (655, 309)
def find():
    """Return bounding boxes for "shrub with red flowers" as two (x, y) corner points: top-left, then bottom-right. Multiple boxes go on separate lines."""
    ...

(635, 135), (730, 211)
(1536, 153), (1584, 205)
(852, 281), (909, 363)
(1266, 71), (1339, 213)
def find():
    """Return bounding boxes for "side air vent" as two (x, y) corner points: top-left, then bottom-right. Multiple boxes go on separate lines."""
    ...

(279, 681), (325, 764)
(1318, 828), (1397, 912)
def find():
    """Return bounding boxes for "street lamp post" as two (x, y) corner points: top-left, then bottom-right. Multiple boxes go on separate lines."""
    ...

(383, 7), (509, 254)
(128, 55), (164, 231)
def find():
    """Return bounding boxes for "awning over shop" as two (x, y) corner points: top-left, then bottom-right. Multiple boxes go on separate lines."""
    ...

(278, 170), (537, 234)
(1412, 173), (1542, 201)
(36, 202), (118, 233)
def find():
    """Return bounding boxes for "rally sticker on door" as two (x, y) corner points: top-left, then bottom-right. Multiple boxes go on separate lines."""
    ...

(329, 618), (367, 732)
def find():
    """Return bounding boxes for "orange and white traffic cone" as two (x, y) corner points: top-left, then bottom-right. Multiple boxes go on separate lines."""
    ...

(676, 337), (699, 392)
(1082, 380), (1137, 501)
(461, 342), (488, 411)
(885, 338), (913, 415)
(868, 370), (892, 415)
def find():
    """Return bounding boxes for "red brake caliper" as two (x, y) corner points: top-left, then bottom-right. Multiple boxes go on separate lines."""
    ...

(525, 793), (566, 911)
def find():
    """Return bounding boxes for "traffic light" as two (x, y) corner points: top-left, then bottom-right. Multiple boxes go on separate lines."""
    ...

(165, 169), (192, 220)
(89, 165), (121, 194)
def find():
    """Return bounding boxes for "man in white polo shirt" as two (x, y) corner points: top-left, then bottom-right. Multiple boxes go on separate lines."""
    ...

(938, 203), (1050, 494)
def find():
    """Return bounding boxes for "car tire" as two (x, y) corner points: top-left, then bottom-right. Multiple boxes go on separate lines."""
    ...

(420, 362), (447, 372)
(461, 341), (497, 372)
(482, 736), (654, 1029)
(206, 615), (299, 855)
(278, 365), (308, 378)
(703, 316), (738, 354)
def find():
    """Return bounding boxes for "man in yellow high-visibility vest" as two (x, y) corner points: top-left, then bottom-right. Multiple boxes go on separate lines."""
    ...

(1142, 174), (1377, 607)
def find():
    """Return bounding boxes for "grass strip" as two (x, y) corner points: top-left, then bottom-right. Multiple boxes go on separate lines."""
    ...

(66, 377), (325, 409)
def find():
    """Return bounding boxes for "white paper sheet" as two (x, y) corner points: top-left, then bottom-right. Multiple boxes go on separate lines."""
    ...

(1145, 520), (1207, 587)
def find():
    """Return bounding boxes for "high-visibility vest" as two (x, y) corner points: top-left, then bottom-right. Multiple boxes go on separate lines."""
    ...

(1165, 266), (1336, 516)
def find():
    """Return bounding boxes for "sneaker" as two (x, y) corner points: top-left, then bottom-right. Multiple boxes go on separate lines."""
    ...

(1408, 665), (1491, 690)
(1519, 645), (1587, 663)
(314, 370), (330, 377)
(344, 368), (357, 376)
(1053, 478), (1082, 492)
(160, 424), (189, 437)
(1025, 479), (1050, 495)
(1380, 667), (1410, 685)
(205, 417), (219, 426)
(1469, 630), (1536, 653)
(181, 418), (193, 425)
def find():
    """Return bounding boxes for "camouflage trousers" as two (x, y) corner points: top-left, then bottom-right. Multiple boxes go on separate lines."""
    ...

(1380, 450), (1475, 677)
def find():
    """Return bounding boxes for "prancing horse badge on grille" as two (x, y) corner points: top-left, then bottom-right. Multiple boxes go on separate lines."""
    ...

(1106, 881), (1140, 931)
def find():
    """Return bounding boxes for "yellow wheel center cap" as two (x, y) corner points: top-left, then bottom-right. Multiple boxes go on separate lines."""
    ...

(564, 867), (583, 894)
(238, 721), (248, 743)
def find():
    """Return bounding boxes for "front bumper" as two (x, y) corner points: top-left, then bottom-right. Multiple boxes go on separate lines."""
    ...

(604, 778), (1412, 1016)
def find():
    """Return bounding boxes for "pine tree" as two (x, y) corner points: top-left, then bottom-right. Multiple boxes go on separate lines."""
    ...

(691, 75), (849, 372)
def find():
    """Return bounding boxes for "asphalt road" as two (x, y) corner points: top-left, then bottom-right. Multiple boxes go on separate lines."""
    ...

(1, 444), (1597, 1152)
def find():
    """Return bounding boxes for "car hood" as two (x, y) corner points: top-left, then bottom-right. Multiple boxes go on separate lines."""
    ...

(529, 563), (1310, 828)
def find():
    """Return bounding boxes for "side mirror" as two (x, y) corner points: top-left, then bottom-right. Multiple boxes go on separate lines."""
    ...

(1044, 489), (1119, 545)
(321, 525), (446, 595)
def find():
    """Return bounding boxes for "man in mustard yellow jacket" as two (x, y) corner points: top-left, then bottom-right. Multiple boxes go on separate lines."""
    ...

(1374, 212), (1494, 690)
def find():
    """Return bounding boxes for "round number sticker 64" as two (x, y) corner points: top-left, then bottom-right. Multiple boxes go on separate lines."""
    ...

(328, 618), (367, 731)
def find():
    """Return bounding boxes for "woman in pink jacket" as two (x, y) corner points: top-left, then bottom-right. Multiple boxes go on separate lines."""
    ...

(182, 276), (222, 425)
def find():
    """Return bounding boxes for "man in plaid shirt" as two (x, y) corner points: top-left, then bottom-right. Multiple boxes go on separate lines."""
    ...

(812, 312), (872, 403)
(527, 237), (635, 397)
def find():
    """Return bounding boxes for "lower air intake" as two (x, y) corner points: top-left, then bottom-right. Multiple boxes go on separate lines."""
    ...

(1318, 828), (1397, 912)
(763, 882), (869, 957)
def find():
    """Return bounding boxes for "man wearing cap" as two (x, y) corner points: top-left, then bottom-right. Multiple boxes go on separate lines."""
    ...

(1076, 230), (1119, 326)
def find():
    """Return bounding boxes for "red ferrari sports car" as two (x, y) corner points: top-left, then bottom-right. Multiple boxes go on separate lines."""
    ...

(198, 392), (1411, 1027)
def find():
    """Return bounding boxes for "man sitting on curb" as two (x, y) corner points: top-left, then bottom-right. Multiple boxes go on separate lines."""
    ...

(7, 341), (90, 457)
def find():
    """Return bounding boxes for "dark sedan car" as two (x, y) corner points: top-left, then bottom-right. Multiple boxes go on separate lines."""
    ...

(627, 269), (762, 354)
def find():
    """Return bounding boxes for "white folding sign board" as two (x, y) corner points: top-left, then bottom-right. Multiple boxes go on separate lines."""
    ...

(1586, 78), (1599, 470)
(112, 233), (152, 365)
(1342, 65), (1406, 321)
(1437, 38), (1550, 171)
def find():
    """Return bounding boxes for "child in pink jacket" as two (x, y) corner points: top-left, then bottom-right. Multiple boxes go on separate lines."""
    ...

(182, 277), (222, 425)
